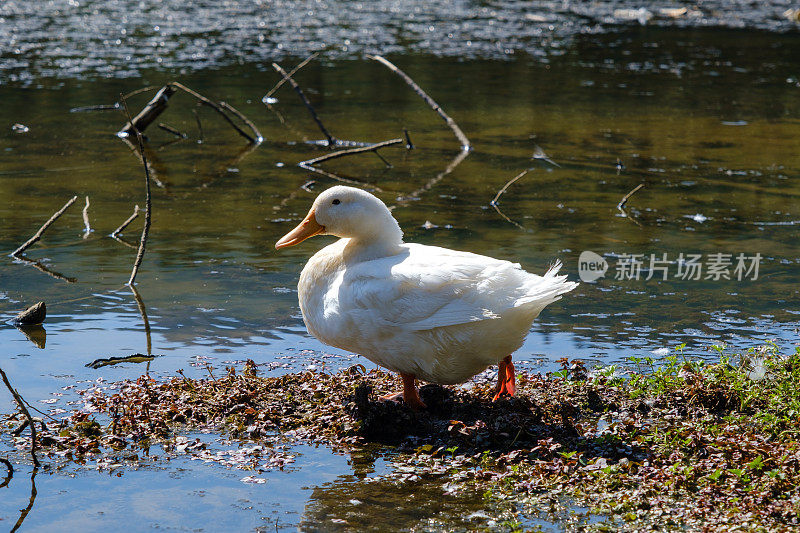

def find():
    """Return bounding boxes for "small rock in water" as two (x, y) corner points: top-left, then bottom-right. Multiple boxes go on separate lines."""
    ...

(12, 123), (29, 133)
(422, 220), (438, 229)
(12, 301), (46, 326)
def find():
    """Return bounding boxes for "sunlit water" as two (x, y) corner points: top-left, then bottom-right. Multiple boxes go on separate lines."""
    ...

(1, 25), (799, 530)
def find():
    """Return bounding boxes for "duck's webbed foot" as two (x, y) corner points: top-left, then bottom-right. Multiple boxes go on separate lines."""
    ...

(379, 373), (427, 410)
(492, 355), (516, 401)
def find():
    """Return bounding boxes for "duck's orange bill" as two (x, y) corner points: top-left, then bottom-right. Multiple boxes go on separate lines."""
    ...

(275, 209), (325, 249)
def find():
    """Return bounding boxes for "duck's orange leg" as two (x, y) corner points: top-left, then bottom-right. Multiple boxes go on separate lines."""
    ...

(492, 355), (516, 401)
(379, 373), (427, 410)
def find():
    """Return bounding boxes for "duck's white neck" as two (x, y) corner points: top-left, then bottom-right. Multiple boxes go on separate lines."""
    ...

(340, 218), (404, 261)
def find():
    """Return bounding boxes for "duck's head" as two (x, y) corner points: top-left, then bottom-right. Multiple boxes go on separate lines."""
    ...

(275, 186), (403, 250)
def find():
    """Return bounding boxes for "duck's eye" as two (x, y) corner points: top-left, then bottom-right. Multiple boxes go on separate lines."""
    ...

(332, 199), (340, 205)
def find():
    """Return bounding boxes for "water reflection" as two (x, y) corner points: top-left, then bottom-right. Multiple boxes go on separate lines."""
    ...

(10, 465), (38, 533)
(15, 325), (46, 349)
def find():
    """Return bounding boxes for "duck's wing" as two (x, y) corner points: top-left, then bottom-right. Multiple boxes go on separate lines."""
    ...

(340, 244), (577, 331)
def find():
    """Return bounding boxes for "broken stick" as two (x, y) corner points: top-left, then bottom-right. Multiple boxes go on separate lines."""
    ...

(11, 196), (78, 256)
(367, 55), (471, 151)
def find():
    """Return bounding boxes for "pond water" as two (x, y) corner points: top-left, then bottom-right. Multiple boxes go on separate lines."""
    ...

(1, 24), (799, 531)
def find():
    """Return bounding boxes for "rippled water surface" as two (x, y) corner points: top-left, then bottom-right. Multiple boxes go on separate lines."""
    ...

(1, 23), (799, 531)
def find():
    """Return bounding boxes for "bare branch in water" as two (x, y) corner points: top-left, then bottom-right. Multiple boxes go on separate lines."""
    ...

(11, 196), (78, 257)
(618, 183), (645, 211)
(272, 62), (336, 147)
(489, 170), (530, 231)
(120, 94), (153, 287)
(264, 52), (319, 101)
(617, 182), (645, 227)
(170, 81), (262, 144)
(367, 55), (471, 151)
(111, 205), (140, 238)
(81, 196), (92, 239)
(118, 85), (177, 137)
(299, 138), (404, 168)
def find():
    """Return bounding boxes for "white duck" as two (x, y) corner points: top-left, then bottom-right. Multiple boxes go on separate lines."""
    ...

(275, 186), (577, 409)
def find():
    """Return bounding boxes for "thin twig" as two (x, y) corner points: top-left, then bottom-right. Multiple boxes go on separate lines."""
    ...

(121, 94), (152, 286)
(617, 183), (645, 210)
(264, 52), (319, 100)
(81, 196), (91, 239)
(491, 170), (529, 206)
(157, 123), (187, 138)
(111, 205), (140, 238)
(489, 170), (530, 231)
(299, 138), (403, 167)
(367, 54), (471, 151)
(0, 368), (39, 467)
(170, 82), (261, 144)
(11, 196), (78, 256)
(272, 62), (335, 147)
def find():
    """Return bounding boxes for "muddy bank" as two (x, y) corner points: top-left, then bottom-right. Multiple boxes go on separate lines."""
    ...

(1, 1), (798, 83)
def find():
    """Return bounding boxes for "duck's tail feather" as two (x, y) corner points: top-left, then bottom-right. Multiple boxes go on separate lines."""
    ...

(514, 260), (578, 310)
